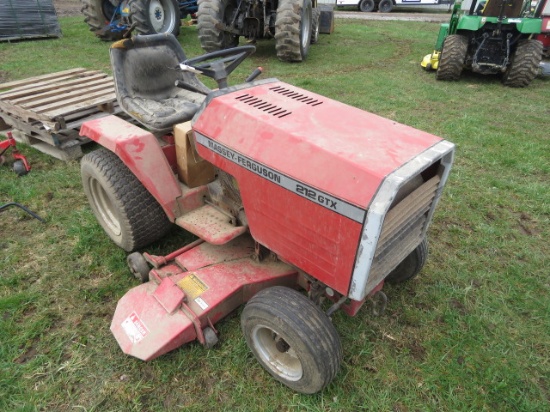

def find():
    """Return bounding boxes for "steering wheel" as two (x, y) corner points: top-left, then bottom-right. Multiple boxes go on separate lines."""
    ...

(182, 46), (256, 89)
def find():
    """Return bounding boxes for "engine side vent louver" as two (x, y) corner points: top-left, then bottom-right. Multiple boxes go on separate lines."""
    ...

(268, 86), (324, 106)
(235, 94), (292, 118)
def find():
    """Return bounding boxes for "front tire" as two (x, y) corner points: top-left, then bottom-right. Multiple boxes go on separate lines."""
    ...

(385, 238), (428, 284)
(197, 0), (239, 52)
(81, 149), (172, 252)
(436, 34), (468, 81)
(275, 0), (313, 62)
(502, 39), (543, 87)
(12, 160), (29, 176)
(130, 0), (180, 36)
(241, 286), (342, 394)
(127, 252), (151, 282)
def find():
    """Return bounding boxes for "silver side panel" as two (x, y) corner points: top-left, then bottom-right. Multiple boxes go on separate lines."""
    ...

(348, 140), (455, 301)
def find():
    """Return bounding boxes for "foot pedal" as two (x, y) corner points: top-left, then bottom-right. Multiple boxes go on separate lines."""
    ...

(176, 204), (247, 245)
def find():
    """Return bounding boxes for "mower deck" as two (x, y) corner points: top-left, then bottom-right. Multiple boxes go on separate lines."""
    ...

(111, 235), (299, 360)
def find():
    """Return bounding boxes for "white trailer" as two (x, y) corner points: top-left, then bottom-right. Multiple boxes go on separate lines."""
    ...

(336, 0), (452, 13)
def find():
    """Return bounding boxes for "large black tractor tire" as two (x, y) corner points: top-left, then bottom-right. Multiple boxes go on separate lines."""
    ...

(275, 0), (313, 62)
(502, 39), (543, 88)
(81, 149), (172, 252)
(130, 0), (180, 36)
(241, 286), (342, 394)
(197, 0), (239, 52)
(385, 238), (428, 284)
(81, 0), (121, 41)
(358, 0), (375, 12)
(378, 0), (393, 13)
(436, 34), (468, 81)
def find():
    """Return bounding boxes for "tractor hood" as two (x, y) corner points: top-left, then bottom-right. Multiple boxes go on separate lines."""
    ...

(192, 79), (444, 210)
(191, 79), (454, 299)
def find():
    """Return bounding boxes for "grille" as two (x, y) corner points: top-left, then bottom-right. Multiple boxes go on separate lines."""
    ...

(365, 174), (441, 292)
(234, 94), (292, 118)
(269, 86), (324, 106)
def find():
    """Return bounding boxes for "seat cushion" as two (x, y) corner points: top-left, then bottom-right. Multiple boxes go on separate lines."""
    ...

(122, 95), (202, 131)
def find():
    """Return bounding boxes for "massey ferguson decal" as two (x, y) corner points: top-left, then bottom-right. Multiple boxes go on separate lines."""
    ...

(195, 132), (366, 223)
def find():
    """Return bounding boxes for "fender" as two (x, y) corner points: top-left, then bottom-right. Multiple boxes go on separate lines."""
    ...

(80, 115), (182, 221)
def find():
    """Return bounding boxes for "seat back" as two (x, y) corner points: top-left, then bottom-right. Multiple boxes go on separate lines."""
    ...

(482, 0), (524, 18)
(110, 34), (210, 131)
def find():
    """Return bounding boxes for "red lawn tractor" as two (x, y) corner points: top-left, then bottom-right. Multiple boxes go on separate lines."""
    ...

(79, 34), (455, 393)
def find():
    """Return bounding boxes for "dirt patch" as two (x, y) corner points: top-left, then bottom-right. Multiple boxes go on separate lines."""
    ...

(53, 0), (82, 17)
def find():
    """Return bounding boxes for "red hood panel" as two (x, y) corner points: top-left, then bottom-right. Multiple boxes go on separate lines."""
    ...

(193, 81), (443, 208)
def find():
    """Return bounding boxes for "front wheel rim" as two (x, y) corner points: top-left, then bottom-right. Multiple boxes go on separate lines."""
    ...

(89, 177), (121, 236)
(251, 325), (303, 381)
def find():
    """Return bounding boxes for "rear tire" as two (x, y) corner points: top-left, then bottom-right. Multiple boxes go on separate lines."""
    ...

(81, 0), (122, 41)
(81, 149), (172, 252)
(359, 0), (375, 12)
(378, 0), (393, 13)
(311, 7), (320, 44)
(385, 238), (428, 284)
(436, 34), (468, 81)
(130, 0), (180, 36)
(197, 0), (239, 52)
(241, 286), (342, 394)
(275, 0), (313, 62)
(502, 39), (543, 87)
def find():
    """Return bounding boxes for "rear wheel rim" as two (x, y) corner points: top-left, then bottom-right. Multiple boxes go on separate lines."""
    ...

(300, 4), (311, 52)
(251, 325), (303, 381)
(148, 0), (176, 33)
(102, 0), (117, 20)
(89, 177), (121, 236)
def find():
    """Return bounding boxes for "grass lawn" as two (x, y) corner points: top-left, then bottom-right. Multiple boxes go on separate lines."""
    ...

(1, 14), (549, 412)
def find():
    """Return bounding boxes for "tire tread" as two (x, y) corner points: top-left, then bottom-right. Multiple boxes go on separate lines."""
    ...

(242, 286), (342, 393)
(81, 149), (172, 252)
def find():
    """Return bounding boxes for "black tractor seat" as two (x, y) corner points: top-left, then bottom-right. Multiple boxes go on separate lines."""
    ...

(110, 34), (211, 133)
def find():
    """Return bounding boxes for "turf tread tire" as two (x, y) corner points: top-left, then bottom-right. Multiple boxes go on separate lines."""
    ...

(502, 39), (543, 88)
(81, 149), (172, 252)
(130, 0), (180, 36)
(436, 34), (468, 81)
(241, 286), (342, 394)
(197, 0), (239, 52)
(385, 238), (428, 284)
(275, 0), (312, 62)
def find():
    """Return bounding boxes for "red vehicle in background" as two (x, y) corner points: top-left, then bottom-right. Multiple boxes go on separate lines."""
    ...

(536, 0), (550, 55)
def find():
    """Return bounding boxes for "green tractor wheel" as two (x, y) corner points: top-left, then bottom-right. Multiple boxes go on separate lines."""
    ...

(502, 39), (543, 87)
(436, 34), (468, 81)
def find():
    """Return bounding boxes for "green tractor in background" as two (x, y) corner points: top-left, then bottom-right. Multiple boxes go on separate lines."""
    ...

(422, 0), (545, 87)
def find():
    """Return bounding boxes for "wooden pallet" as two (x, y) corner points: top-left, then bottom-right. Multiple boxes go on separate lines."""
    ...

(0, 68), (120, 160)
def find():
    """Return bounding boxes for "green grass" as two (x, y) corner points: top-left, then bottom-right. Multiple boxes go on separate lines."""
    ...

(1, 15), (549, 412)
